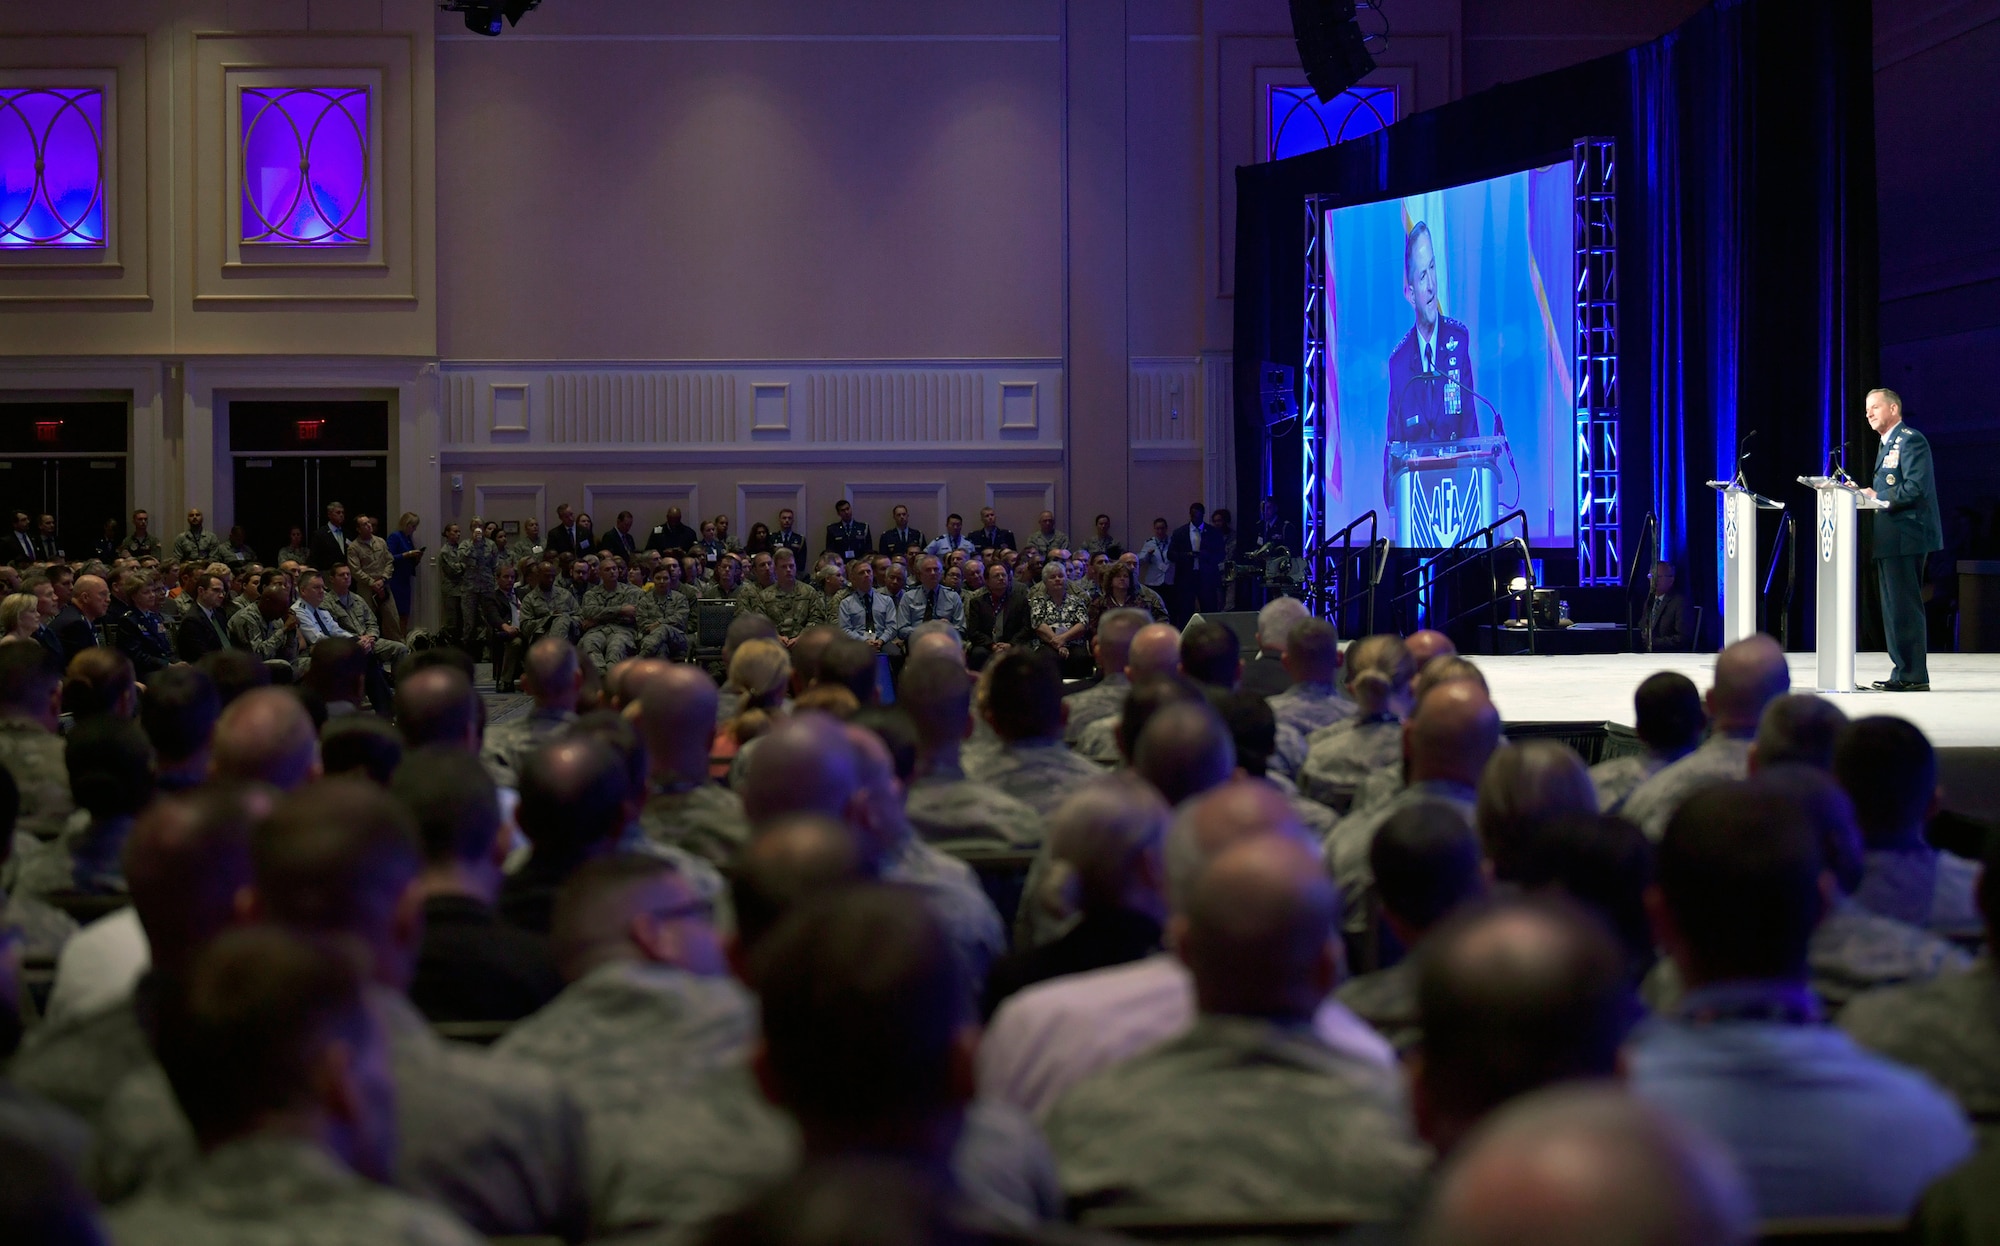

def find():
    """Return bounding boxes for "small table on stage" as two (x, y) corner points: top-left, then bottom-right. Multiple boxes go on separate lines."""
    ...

(1798, 475), (1886, 692)
(1391, 437), (1506, 548)
(1707, 478), (1784, 646)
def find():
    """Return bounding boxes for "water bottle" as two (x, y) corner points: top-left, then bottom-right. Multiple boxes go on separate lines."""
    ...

(1558, 599), (1571, 626)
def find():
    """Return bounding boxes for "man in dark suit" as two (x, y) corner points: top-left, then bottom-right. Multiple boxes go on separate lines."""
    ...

(1639, 561), (1690, 653)
(546, 502), (591, 557)
(772, 507), (808, 561)
(306, 500), (350, 571)
(602, 511), (640, 560)
(1382, 221), (1479, 514)
(1167, 503), (1226, 623)
(32, 513), (59, 562)
(175, 570), (236, 663)
(1238, 496), (1297, 609)
(1863, 388), (1942, 691)
(824, 499), (870, 563)
(7, 511), (37, 567)
(970, 507), (1015, 555)
(645, 506), (698, 554)
(878, 505), (924, 558)
(53, 572), (112, 656)
(964, 562), (1032, 670)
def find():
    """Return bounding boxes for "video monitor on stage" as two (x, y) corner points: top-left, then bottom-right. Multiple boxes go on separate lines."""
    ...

(1320, 162), (1576, 550)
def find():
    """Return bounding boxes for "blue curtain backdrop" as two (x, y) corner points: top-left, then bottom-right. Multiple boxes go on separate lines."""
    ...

(1236, 0), (1879, 648)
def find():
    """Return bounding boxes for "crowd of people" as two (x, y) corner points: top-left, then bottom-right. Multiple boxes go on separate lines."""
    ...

(0, 491), (1995, 1246)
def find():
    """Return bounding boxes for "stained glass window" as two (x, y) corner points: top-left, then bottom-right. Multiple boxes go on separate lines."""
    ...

(241, 86), (369, 246)
(1266, 84), (1397, 162)
(0, 87), (106, 249)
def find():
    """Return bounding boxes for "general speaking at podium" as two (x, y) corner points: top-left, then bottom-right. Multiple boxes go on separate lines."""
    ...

(1382, 221), (1483, 513)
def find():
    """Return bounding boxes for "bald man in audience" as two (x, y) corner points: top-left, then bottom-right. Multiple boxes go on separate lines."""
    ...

(1620, 632), (1790, 838)
(1073, 621), (1181, 764)
(496, 855), (757, 1228)
(900, 653), (1044, 851)
(1417, 1087), (1752, 1246)
(981, 780), (1392, 1120)
(393, 664), (484, 755)
(634, 663), (752, 866)
(1061, 607), (1151, 743)
(1326, 681), (1501, 935)
(1267, 617), (1353, 778)
(1346, 652), (1491, 819)
(1335, 800), (1490, 1052)
(981, 776), (1171, 1020)
(500, 735), (638, 935)
(1405, 628), (1456, 669)
(965, 648), (1104, 817)
(1132, 699), (1238, 807)
(1044, 835), (1426, 1217)
(480, 635), (582, 786)
(209, 686), (320, 790)
(1411, 899), (1634, 1165)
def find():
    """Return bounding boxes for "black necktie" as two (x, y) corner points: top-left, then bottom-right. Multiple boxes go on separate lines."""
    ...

(924, 591), (936, 622)
(1424, 343), (1434, 374)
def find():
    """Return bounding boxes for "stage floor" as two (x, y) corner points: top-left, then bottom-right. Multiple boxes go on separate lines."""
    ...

(1464, 651), (2000, 750)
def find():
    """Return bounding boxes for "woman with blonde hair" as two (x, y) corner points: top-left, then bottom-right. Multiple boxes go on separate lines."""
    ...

(1296, 633), (1416, 813)
(0, 591), (43, 644)
(713, 637), (792, 780)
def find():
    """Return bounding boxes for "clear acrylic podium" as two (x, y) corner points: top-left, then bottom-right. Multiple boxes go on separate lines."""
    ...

(1706, 479), (1785, 645)
(1798, 475), (1887, 692)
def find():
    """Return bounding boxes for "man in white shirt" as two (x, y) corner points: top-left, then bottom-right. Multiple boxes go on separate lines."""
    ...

(979, 779), (1393, 1119)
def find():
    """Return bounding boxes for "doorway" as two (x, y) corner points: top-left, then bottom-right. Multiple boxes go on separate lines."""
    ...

(0, 401), (130, 560)
(228, 401), (389, 564)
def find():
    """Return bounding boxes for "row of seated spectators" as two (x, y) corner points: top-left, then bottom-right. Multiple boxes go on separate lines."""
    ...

(0, 606), (1994, 1246)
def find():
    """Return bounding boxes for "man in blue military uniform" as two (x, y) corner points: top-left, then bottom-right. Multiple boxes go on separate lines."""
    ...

(1862, 387), (1941, 691)
(1382, 221), (1478, 514)
(823, 499), (870, 563)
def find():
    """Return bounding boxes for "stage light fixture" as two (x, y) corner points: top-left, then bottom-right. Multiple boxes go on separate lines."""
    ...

(1289, 0), (1378, 104)
(440, 0), (540, 37)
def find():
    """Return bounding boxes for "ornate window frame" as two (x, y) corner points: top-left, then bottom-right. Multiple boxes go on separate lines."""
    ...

(223, 68), (384, 269)
(237, 84), (372, 249)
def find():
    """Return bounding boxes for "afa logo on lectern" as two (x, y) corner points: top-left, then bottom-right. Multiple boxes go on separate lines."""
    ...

(1412, 473), (1487, 548)
(1724, 510), (1738, 562)
(1818, 490), (1837, 563)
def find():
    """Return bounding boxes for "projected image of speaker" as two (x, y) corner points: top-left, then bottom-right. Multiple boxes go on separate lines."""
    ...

(1290, 0), (1376, 103)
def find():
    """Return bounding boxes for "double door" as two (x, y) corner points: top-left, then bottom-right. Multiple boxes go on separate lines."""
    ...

(228, 401), (388, 564)
(0, 401), (129, 558)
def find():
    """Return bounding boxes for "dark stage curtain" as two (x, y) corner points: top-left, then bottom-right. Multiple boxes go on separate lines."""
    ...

(1236, 0), (1879, 649)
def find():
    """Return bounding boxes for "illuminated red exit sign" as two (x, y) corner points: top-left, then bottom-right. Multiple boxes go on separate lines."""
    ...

(33, 420), (62, 444)
(295, 419), (325, 442)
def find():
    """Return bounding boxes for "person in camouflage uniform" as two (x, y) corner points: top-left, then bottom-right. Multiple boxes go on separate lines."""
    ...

(516, 558), (579, 644)
(754, 548), (829, 642)
(580, 556), (648, 666)
(324, 563), (409, 668)
(0, 645), (76, 844)
(457, 524), (503, 657)
(1060, 608), (1152, 745)
(1267, 618), (1355, 778)
(343, 514), (404, 643)
(1296, 632), (1414, 813)
(966, 649), (1108, 819)
(118, 509), (162, 560)
(228, 585), (304, 676)
(168, 507), (223, 568)
(637, 569), (690, 660)
(435, 522), (468, 646)
(1042, 835), (1428, 1218)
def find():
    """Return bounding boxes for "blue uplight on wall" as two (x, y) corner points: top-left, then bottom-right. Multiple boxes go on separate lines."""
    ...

(1267, 84), (1397, 162)
(0, 87), (106, 249)
(241, 86), (369, 246)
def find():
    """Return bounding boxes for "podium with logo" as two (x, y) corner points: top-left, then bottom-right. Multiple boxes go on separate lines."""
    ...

(1797, 475), (1887, 692)
(1706, 479), (1785, 645)
(1390, 436), (1507, 548)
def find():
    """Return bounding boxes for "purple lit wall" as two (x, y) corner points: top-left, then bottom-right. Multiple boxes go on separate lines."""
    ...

(0, 87), (106, 248)
(1266, 85), (1397, 162)
(241, 86), (369, 245)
